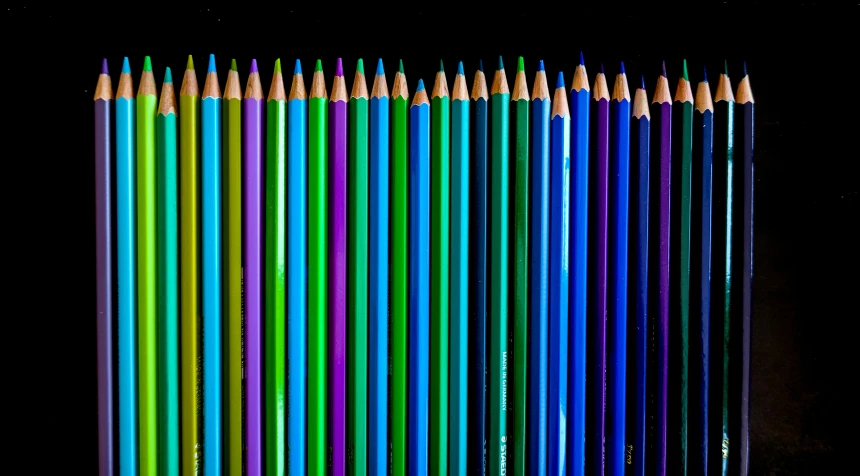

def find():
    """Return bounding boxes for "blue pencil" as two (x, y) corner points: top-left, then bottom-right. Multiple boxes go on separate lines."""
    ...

(548, 71), (570, 476)
(202, 54), (222, 476)
(369, 58), (390, 475)
(116, 57), (138, 476)
(450, 60), (470, 476)
(409, 79), (431, 476)
(608, 62), (631, 475)
(469, 61), (489, 476)
(529, 60), (551, 476)
(287, 58), (308, 475)
(627, 76), (651, 476)
(569, 53), (590, 476)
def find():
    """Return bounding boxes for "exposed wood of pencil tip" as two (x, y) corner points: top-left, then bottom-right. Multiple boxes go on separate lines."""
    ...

(351, 70), (369, 100)
(159, 81), (178, 116)
(451, 72), (469, 101)
(431, 70), (449, 99)
(633, 88), (650, 119)
(736, 75), (754, 104)
(412, 87), (430, 107)
(551, 84), (570, 118)
(116, 72), (134, 99)
(491, 68), (510, 95)
(371, 72), (389, 99)
(592, 72), (610, 101)
(652, 75), (672, 104)
(695, 81), (714, 114)
(714, 73), (735, 103)
(674, 77), (694, 104)
(511, 69), (529, 101)
(245, 72), (264, 100)
(391, 71), (407, 100)
(310, 69), (328, 99)
(138, 69), (157, 97)
(268, 71), (286, 102)
(95, 73), (113, 101)
(180, 68), (199, 97)
(331, 73), (348, 102)
(203, 71), (221, 99)
(612, 73), (630, 102)
(531, 70), (549, 100)
(223, 69), (242, 100)
(572, 64), (590, 92)
(289, 72), (307, 101)
(471, 70), (488, 101)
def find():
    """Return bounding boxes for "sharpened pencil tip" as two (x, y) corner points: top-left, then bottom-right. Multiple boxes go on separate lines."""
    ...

(439, 60), (444, 72)
(620, 61), (625, 74)
(230, 59), (237, 72)
(703, 65), (708, 82)
(457, 61), (464, 75)
(416, 79), (425, 91)
(743, 61), (748, 77)
(376, 58), (384, 76)
(682, 59), (689, 80)
(208, 54), (216, 73)
(101, 58), (109, 75)
(641, 75), (646, 89)
(556, 71), (565, 89)
(538, 60), (544, 71)
(274, 58), (282, 73)
(143, 56), (152, 71)
(724, 60), (729, 75)
(600, 62), (605, 74)
(122, 57), (131, 74)
(294, 59), (302, 75)
(517, 56), (524, 72)
(478, 59), (484, 72)
(335, 58), (343, 76)
(315, 59), (322, 72)
(250, 59), (258, 73)
(579, 51), (585, 65)
(186, 55), (194, 70)
(498, 56), (504, 70)
(661, 60), (667, 77)
(356, 58), (364, 75)
(164, 67), (172, 83)
(398, 59), (404, 74)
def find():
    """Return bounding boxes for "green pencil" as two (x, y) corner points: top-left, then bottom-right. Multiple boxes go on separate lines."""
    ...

(349, 58), (370, 476)
(137, 56), (158, 476)
(157, 67), (179, 476)
(489, 56), (510, 476)
(308, 59), (329, 475)
(511, 56), (530, 476)
(390, 60), (409, 476)
(430, 60), (450, 476)
(223, 59), (243, 476)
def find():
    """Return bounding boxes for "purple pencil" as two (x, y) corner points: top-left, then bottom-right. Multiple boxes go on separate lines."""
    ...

(329, 57), (348, 476)
(243, 59), (263, 476)
(95, 58), (114, 476)
(652, 62), (673, 476)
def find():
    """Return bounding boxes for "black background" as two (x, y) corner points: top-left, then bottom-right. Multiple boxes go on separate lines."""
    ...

(6, 2), (856, 474)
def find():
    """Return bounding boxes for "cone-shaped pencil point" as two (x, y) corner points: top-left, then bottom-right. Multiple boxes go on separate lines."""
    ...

(398, 59), (404, 74)
(315, 59), (323, 72)
(620, 61), (626, 74)
(743, 61), (748, 76)
(599, 62), (605, 74)
(294, 59), (302, 75)
(186, 55), (195, 70)
(478, 59), (484, 72)
(164, 67), (173, 83)
(538, 60), (545, 72)
(143, 56), (152, 72)
(556, 71), (565, 89)
(250, 59), (258, 73)
(376, 58), (384, 76)
(101, 58), (109, 75)
(357, 58), (364, 75)
(724, 60), (729, 75)
(231, 59), (237, 72)
(274, 58), (282, 73)
(335, 58), (344, 76)
(703, 65), (708, 82)
(498, 56), (504, 70)
(682, 59), (689, 81)
(661, 60), (667, 77)
(439, 60), (444, 72)
(641, 75), (646, 89)
(456, 61), (464, 75)
(208, 54), (216, 73)
(579, 51), (585, 65)
(517, 56), (524, 72)
(416, 79), (425, 91)
(122, 57), (131, 74)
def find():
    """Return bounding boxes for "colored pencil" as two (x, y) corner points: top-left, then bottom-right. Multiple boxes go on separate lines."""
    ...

(157, 66), (179, 476)
(330, 57), (348, 476)
(179, 55), (201, 476)
(690, 67), (713, 476)
(710, 62), (734, 476)
(410, 78), (431, 476)
(202, 54), (223, 476)
(528, 59), (550, 476)
(548, 71), (570, 476)
(308, 58), (329, 476)
(390, 60), (409, 476)
(607, 62), (631, 476)
(651, 61), (672, 476)
(569, 53), (590, 476)
(243, 59), (264, 476)
(736, 63), (754, 476)
(511, 56), (529, 476)
(288, 58), (308, 476)
(137, 55), (158, 476)
(349, 58), (370, 476)
(430, 60), (450, 476)
(468, 60), (489, 476)
(670, 60), (694, 476)
(223, 59), (243, 476)
(587, 63), (610, 476)
(368, 58), (390, 476)
(95, 58), (114, 476)
(450, 60), (470, 476)
(627, 76), (651, 476)
(117, 56), (138, 476)
(489, 56), (510, 476)
(265, 58), (287, 476)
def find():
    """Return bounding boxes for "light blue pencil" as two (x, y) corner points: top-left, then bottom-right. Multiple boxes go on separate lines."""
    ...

(116, 56), (138, 476)
(287, 58), (308, 475)
(202, 54), (222, 476)
(369, 58), (390, 475)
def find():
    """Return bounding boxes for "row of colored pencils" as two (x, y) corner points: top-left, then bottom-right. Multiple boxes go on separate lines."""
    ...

(94, 54), (754, 476)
